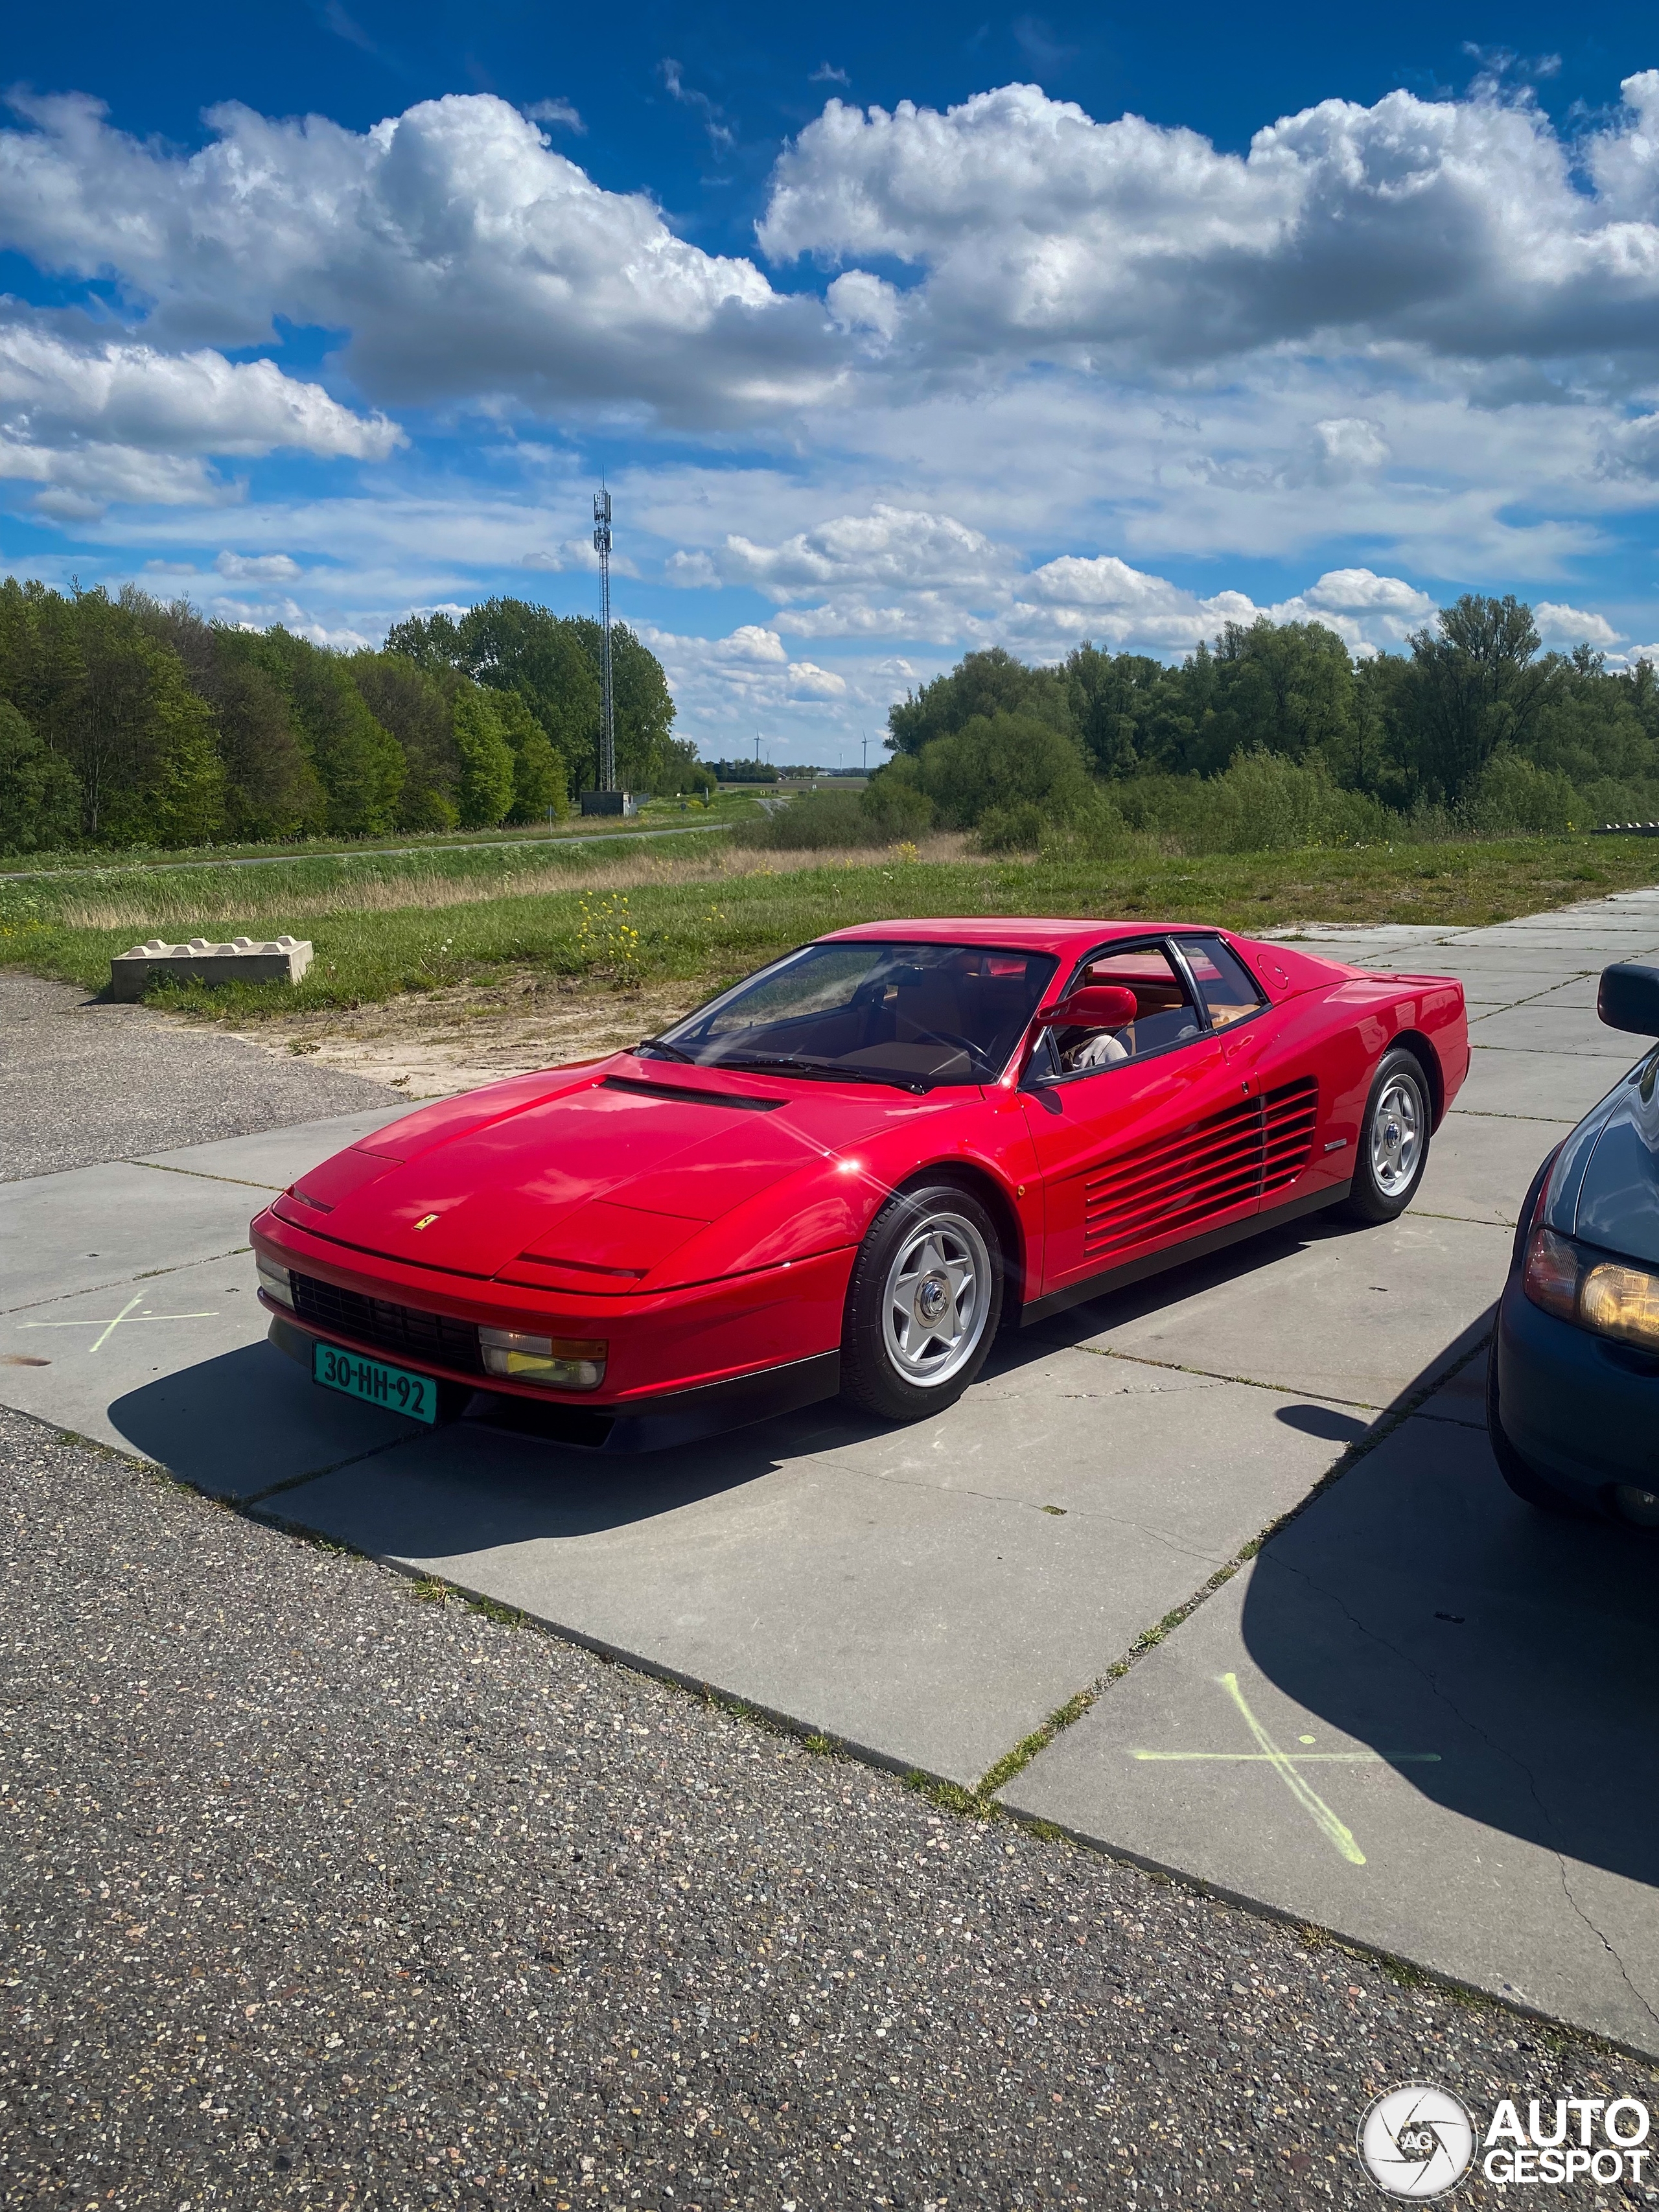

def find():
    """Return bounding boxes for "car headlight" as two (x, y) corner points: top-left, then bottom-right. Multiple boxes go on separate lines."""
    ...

(257, 1257), (295, 1309)
(478, 1327), (607, 1390)
(1522, 1224), (1659, 1351)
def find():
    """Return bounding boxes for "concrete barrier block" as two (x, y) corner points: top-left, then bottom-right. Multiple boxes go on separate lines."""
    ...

(109, 935), (314, 1000)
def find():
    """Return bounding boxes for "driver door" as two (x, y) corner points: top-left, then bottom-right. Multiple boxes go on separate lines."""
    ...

(1019, 940), (1259, 1297)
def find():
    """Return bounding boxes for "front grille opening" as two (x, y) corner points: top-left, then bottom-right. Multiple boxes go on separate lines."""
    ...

(290, 1272), (485, 1375)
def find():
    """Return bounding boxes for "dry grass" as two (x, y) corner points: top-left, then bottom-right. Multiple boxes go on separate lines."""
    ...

(58, 833), (969, 934)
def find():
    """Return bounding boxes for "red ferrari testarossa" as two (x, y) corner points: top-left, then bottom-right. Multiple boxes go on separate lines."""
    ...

(252, 919), (1468, 1449)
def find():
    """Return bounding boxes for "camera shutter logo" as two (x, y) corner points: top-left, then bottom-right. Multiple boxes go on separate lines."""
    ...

(1358, 2084), (1476, 2198)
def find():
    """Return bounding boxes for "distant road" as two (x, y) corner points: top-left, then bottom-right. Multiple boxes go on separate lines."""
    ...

(0, 821), (731, 885)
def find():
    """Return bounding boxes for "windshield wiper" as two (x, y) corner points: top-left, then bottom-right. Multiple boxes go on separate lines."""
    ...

(635, 1035), (695, 1063)
(715, 1053), (933, 1095)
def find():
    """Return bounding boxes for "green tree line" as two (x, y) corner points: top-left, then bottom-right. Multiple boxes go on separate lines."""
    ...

(0, 582), (703, 855)
(864, 597), (1659, 850)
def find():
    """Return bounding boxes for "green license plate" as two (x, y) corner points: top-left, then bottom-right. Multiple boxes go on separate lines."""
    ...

(313, 1340), (437, 1424)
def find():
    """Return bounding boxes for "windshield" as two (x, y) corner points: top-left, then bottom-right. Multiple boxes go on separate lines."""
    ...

(651, 940), (1059, 1088)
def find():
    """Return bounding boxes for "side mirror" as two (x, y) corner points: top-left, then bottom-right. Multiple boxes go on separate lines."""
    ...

(1599, 964), (1659, 1037)
(1036, 984), (1139, 1030)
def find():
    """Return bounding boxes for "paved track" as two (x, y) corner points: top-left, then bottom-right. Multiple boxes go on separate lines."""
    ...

(0, 822), (726, 885)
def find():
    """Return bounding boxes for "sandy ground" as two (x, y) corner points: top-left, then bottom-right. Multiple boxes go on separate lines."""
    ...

(215, 973), (703, 1099)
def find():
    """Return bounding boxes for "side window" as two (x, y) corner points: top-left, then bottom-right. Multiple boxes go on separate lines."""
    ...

(1051, 946), (1203, 1074)
(1181, 937), (1264, 1029)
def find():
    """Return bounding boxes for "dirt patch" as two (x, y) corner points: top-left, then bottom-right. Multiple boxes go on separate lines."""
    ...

(209, 974), (702, 1099)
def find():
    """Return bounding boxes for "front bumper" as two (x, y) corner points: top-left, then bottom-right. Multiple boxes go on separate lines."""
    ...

(259, 1203), (858, 1389)
(267, 1312), (840, 1452)
(1494, 1272), (1659, 1511)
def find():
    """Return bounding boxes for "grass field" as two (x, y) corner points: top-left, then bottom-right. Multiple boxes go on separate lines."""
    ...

(5, 829), (1659, 1025)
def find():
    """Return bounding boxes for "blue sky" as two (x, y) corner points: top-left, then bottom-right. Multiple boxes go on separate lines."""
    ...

(3, 1), (1658, 762)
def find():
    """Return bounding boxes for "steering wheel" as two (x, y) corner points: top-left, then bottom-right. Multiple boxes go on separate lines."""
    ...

(907, 1025), (994, 1070)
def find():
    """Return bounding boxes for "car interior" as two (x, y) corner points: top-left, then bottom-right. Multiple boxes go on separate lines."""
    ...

(684, 945), (1060, 1082)
(1047, 946), (1203, 1074)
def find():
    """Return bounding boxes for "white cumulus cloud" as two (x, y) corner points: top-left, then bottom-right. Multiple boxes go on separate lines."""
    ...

(0, 312), (401, 513)
(759, 76), (1659, 375)
(215, 550), (301, 581)
(0, 90), (838, 426)
(1535, 600), (1622, 647)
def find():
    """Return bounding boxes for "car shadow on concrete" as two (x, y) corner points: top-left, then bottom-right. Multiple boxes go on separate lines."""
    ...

(105, 1340), (424, 1500)
(1237, 1347), (1659, 1892)
(107, 1334), (887, 1529)
(1021, 1209), (1396, 1347)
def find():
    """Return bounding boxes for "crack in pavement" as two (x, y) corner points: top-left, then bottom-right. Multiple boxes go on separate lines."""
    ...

(1, 1247), (253, 1317)
(1070, 1343), (1385, 1413)
(240, 1427), (431, 1507)
(127, 1158), (284, 1192)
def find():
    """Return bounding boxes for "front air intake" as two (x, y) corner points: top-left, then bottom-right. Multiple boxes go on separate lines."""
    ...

(290, 1272), (485, 1373)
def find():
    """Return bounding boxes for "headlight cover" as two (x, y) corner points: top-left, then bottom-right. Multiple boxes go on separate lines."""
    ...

(257, 1257), (295, 1309)
(1522, 1224), (1659, 1351)
(478, 1326), (607, 1391)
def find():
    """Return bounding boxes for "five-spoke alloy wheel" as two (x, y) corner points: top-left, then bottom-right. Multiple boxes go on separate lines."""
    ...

(841, 1182), (1004, 1421)
(1341, 1047), (1433, 1223)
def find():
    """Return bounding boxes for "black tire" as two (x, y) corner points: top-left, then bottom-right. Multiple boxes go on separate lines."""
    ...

(1485, 1328), (1595, 1518)
(1339, 1047), (1433, 1223)
(840, 1180), (1004, 1422)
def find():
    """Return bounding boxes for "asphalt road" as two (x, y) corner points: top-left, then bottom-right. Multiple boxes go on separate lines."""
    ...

(0, 821), (727, 885)
(2, 1404), (1647, 2212)
(0, 974), (397, 1182)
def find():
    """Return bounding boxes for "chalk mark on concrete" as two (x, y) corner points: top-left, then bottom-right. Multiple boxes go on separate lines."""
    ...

(1128, 1670), (1441, 1868)
(19, 1295), (217, 1352)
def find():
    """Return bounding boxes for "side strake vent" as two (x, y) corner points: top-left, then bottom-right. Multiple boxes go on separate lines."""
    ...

(1082, 1077), (1319, 1264)
(602, 1075), (783, 1112)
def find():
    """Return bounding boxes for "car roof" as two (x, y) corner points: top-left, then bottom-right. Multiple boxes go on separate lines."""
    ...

(819, 917), (1231, 955)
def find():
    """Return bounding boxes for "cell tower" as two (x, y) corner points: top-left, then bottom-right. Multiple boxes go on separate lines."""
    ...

(593, 486), (616, 792)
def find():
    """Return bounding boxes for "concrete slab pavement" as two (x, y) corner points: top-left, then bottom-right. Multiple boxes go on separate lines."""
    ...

(0, 1253), (417, 1495)
(272, 1351), (1354, 1786)
(1035, 1209), (1508, 1411)
(0, 1161), (261, 1314)
(1002, 1393), (1659, 2056)
(1454, 1047), (1630, 1121)
(1468, 1003), (1653, 1056)
(1412, 1109), (1572, 1227)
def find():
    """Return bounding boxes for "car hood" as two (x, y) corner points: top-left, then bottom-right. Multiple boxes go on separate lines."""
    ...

(280, 1059), (917, 1280)
(1549, 1049), (1659, 1266)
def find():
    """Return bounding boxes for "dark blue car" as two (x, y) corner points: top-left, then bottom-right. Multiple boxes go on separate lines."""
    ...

(1491, 963), (1659, 1528)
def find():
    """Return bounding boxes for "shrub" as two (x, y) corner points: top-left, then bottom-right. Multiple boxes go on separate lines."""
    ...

(860, 763), (935, 837)
(1110, 751), (1395, 854)
(733, 788), (887, 850)
(915, 711), (1095, 830)
(975, 800), (1050, 852)
(1467, 752), (1576, 835)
